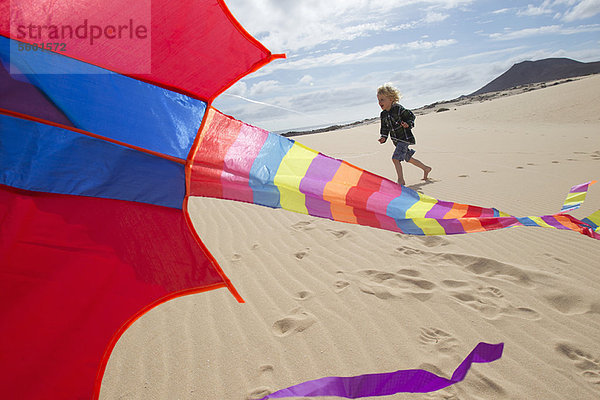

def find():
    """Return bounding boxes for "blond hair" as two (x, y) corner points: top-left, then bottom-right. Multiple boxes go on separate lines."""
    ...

(377, 83), (402, 103)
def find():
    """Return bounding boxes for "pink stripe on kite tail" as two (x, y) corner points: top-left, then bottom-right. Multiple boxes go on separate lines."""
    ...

(221, 123), (269, 203)
(365, 179), (405, 232)
(259, 342), (504, 399)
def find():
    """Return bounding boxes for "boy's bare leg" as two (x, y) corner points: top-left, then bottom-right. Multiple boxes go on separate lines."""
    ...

(408, 157), (432, 180)
(392, 158), (405, 185)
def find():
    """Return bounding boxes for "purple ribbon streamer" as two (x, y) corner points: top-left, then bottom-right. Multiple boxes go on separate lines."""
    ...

(259, 342), (504, 399)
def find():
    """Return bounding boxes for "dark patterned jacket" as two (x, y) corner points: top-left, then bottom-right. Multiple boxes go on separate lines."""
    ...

(379, 103), (416, 145)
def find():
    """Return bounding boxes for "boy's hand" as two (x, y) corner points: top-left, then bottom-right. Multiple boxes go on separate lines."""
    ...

(378, 137), (386, 144)
(400, 121), (409, 128)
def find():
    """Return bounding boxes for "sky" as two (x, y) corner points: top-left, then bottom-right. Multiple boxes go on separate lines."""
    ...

(213, 0), (600, 132)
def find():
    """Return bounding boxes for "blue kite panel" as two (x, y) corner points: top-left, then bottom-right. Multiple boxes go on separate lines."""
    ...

(0, 36), (206, 160)
(0, 114), (185, 209)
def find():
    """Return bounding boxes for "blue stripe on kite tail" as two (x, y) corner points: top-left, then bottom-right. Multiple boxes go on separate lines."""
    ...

(259, 342), (504, 399)
(249, 133), (294, 208)
(581, 210), (600, 231)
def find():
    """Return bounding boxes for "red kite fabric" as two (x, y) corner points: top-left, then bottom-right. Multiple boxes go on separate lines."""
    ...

(0, 185), (227, 398)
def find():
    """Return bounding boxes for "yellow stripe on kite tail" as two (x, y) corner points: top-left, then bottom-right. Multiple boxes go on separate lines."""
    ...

(406, 192), (446, 235)
(274, 142), (319, 215)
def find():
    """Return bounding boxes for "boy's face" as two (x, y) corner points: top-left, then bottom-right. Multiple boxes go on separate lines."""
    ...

(377, 94), (393, 111)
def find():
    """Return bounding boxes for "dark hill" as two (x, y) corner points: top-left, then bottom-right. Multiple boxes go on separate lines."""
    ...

(470, 58), (600, 96)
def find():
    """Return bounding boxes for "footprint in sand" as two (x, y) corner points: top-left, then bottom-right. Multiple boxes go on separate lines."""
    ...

(419, 327), (459, 354)
(450, 286), (540, 320)
(394, 246), (546, 289)
(294, 248), (310, 260)
(349, 269), (436, 301)
(333, 271), (351, 293)
(293, 290), (314, 301)
(443, 253), (540, 288)
(399, 234), (450, 248)
(394, 245), (426, 257)
(441, 279), (469, 288)
(272, 308), (317, 337)
(541, 292), (600, 315)
(327, 229), (349, 239)
(291, 221), (315, 231)
(246, 386), (274, 400)
(556, 342), (600, 385)
(231, 253), (242, 262)
(458, 174), (469, 178)
(259, 364), (274, 373)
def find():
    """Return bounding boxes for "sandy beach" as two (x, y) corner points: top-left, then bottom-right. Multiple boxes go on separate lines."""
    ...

(100, 74), (600, 399)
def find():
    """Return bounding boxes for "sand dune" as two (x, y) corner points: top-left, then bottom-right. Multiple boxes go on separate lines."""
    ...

(100, 75), (600, 399)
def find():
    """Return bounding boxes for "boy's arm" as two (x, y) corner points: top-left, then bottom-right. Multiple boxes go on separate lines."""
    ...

(400, 108), (415, 128)
(379, 122), (389, 143)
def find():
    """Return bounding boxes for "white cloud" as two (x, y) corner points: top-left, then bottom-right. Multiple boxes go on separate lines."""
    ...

(226, 81), (247, 96)
(518, 2), (554, 16)
(489, 23), (600, 40)
(403, 39), (457, 49)
(266, 44), (400, 71)
(424, 12), (450, 23)
(249, 80), (280, 96)
(299, 75), (314, 85)
(563, 0), (600, 21)
(490, 25), (562, 40)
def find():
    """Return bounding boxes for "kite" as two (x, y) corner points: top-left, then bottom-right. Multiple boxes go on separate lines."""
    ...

(0, 0), (597, 399)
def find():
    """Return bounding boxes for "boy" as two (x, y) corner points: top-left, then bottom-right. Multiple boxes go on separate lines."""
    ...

(377, 83), (431, 186)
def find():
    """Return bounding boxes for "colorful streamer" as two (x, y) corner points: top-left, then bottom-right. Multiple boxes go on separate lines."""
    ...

(259, 342), (504, 399)
(190, 108), (600, 240)
(561, 180), (597, 212)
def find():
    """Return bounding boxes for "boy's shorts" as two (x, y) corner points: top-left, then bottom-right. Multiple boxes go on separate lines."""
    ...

(392, 141), (415, 162)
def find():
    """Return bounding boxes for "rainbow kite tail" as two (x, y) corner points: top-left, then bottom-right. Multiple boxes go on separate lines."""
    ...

(514, 181), (600, 240)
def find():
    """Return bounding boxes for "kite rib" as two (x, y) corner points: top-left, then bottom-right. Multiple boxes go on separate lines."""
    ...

(0, 108), (186, 166)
